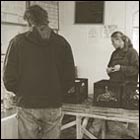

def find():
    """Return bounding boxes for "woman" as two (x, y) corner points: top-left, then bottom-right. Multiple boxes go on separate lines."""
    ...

(89, 31), (139, 139)
(106, 31), (139, 139)
(107, 31), (139, 83)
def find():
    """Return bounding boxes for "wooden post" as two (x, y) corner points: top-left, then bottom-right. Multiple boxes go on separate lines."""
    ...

(76, 115), (82, 139)
(101, 120), (106, 139)
(81, 117), (89, 138)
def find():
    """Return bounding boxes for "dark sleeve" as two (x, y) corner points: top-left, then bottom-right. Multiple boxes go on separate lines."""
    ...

(107, 52), (114, 76)
(63, 39), (75, 93)
(120, 48), (139, 76)
(3, 38), (19, 94)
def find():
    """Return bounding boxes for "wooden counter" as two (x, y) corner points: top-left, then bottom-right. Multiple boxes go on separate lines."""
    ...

(62, 97), (139, 139)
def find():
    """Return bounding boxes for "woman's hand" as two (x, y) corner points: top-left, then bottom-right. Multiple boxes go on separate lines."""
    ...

(106, 65), (121, 74)
(112, 64), (121, 72)
(106, 67), (113, 74)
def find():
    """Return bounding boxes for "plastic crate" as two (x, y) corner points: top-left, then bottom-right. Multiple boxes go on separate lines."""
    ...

(93, 80), (124, 108)
(63, 78), (88, 104)
(121, 82), (139, 110)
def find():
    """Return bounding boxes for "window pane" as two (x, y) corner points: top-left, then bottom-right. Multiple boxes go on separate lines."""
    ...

(133, 28), (139, 54)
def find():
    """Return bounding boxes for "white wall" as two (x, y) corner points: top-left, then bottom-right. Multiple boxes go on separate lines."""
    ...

(59, 1), (139, 94)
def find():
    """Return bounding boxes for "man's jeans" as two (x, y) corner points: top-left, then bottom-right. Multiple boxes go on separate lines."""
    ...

(17, 107), (62, 139)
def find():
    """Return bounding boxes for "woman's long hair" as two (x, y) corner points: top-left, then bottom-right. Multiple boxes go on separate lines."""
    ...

(111, 31), (133, 49)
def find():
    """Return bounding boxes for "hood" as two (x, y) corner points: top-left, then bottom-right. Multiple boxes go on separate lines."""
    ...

(24, 27), (55, 47)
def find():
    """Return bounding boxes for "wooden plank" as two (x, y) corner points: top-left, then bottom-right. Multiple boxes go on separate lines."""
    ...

(81, 117), (89, 138)
(82, 117), (89, 127)
(101, 120), (106, 139)
(63, 104), (139, 115)
(63, 111), (139, 123)
(62, 103), (139, 124)
(61, 121), (76, 130)
(76, 116), (82, 139)
(63, 107), (139, 121)
(81, 127), (97, 139)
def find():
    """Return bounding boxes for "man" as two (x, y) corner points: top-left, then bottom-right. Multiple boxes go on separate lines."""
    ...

(3, 5), (75, 139)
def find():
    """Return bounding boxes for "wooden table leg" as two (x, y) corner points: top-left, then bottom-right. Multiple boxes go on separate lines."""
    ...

(101, 120), (106, 139)
(76, 115), (82, 139)
(81, 117), (89, 138)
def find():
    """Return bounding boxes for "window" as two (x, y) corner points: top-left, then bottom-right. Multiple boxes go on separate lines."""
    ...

(132, 11), (139, 54)
(1, 1), (27, 25)
(75, 1), (105, 24)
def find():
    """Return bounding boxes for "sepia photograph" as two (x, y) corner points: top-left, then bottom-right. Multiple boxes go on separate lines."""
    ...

(1, 1), (139, 139)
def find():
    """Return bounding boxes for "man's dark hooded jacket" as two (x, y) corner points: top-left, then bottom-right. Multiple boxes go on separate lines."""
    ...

(3, 28), (75, 108)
